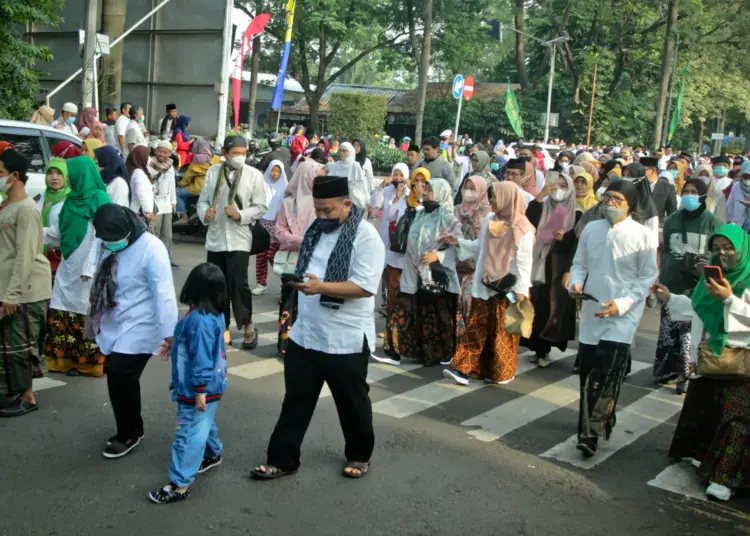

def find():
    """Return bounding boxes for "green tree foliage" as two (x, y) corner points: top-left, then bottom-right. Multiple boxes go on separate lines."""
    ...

(0, 0), (64, 120)
(328, 93), (387, 142)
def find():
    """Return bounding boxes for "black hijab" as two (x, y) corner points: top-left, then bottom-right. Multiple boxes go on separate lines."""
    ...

(681, 177), (708, 220)
(94, 146), (129, 185)
(353, 138), (367, 166)
(93, 203), (147, 245)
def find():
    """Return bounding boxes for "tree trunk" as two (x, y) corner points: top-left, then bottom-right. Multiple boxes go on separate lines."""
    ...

(414, 0), (432, 146)
(652, 0), (679, 152)
(309, 94), (321, 133)
(712, 111), (726, 155)
(697, 118), (704, 153)
(248, 33), (261, 136)
(514, 0), (531, 90)
(101, 0), (127, 109)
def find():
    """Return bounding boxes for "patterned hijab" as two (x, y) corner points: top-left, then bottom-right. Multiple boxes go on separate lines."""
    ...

(455, 176), (491, 240)
(407, 178), (462, 268)
(190, 138), (214, 165)
(483, 182), (534, 281)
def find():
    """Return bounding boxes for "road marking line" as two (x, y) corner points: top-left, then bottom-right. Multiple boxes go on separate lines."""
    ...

(647, 463), (708, 501)
(33, 377), (67, 392)
(319, 362), (422, 398)
(462, 362), (651, 442)
(540, 386), (684, 469)
(372, 350), (573, 419)
(228, 359), (284, 380)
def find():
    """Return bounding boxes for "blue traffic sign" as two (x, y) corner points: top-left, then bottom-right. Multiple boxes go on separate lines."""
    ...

(452, 74), (465, 99)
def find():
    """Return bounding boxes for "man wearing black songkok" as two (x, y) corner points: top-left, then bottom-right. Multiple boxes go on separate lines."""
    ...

(568, 179), (658, 458)
(641, 157), (677, 225)
(252, 176), (385, 481)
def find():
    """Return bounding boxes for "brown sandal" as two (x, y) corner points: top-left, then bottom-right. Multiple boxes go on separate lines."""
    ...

(250, 464), (297, 480)
(342, 461), (370, 479)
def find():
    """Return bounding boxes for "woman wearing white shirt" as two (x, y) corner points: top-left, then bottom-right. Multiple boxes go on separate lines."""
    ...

(125, 106), (148, 155)
(149, 141), (177, 265)
(90, 204), (177, 459)
(38, 158), (70, 276)
(443, 182), (534, 386)
(653, 224), (750, 502)
(353, 138), (374, 187)
(126, 146), (155, 225)
(94, 146), (130, 207)
(326, 142), (370, 209)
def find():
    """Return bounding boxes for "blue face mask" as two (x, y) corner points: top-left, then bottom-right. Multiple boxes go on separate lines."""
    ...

(669, 169), (679, 179)
(66, 117), (76, 125)
(490, 162), (500, 171)
(318, 218), (342, 234)
(103, 238), (129, 252)
(681, 195), (701, 212)
(714, 166), (730, 177)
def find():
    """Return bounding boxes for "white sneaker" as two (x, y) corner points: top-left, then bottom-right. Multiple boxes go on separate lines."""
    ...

(443, 368), (469, 386)
(484, 376), (514, 385)
(252, 285), (267, 296)
(706, 482), (735, 501)
(529, 355), (540, 364)
(439, 360), (452, 366)
(537, 356), (550, 368)
(372, 354), (400, 366)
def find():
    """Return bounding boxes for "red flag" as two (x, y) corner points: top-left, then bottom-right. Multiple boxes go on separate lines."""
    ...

(231, 13), (272, 131)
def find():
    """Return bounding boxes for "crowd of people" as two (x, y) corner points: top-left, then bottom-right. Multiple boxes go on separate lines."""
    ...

(3, 104), (750, 505)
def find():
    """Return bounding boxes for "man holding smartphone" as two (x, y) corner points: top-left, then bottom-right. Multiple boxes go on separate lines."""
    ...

(568, 179), (658, 458)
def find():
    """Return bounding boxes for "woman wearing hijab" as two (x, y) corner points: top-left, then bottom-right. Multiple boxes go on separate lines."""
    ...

(30, 105), (55, 126)
(81, 138), (104, 160)
(667, 158), (687, 195)
(573, 171), (598, 214)
(522, 173), (578, 367)
(51, 141), (82, 159)
(467, 151), (495, 189)
(392, 178), (461, 366)
(376, 167), (430, 363)
(176, 138), (219, 223)
(172, 115), (193, 167)
(326, 142), (369, 209)
(253, 160), (288, 295)
(46, 157), (111, 377)
(453, 176), (491, 337)
(370, 163), (410, 247)
(94, 146), (130, 207)
(315, 138), (330, 159)
(274, 158), (323, 356)
(654, 177), (723, 394)
(726, 160), (750, 227)
(77, 107), (99, 135)
(693, 163), (727, 222)
(654, 224), (750, 502)
(444, 182), (535, 385)
(353, 138), (374, 184)
(89, 204), (177, 458)
(127, 146), (155, 225)
(38, 158), (72, 276)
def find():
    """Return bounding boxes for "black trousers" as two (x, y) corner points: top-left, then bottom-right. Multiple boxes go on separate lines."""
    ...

(207, 250), (253, 329)
(266, 339), (374, 471)
(106, 352), (151, 441)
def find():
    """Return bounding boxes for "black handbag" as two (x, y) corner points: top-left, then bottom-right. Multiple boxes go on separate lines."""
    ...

(417, 261), (450, 299)
(482, 273), (517, 295)
(389, 208), (416, 254)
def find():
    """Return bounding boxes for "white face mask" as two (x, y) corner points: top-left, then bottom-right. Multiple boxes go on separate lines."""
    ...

(550, 189), (567, 202)
(226, 155), (245, 169)
(462, 191), (477, 203)
(0, 175), (11, 193)
(596, 186), (607, 198)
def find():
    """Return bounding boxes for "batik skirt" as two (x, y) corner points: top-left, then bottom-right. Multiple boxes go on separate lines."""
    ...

(382, 266), (403, 357)
(653, 303), (691, 380)
(46, 309), (105, 377)
(451, 296), (520, 383)
(392, 291), (457, 366)
(0, 300), (48, 398)
(669, 377), (750, 489)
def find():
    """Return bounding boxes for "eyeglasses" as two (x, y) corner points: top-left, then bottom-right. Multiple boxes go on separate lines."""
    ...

(600, 193), (627, 206)
(710, 246), (735, 255)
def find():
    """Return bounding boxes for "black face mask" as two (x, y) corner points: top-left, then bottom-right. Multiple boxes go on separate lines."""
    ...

(318, 218), (342, 234)
(423, 200), (440, 213)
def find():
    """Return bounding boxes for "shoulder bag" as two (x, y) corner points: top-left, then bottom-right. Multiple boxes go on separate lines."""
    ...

(389, 209), (416, 254)
(215, 164), (271, 255)
(273, 251), (299, 276)
(696, 341), (750, 379)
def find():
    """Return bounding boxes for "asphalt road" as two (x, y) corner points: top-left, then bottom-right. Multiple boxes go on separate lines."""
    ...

(2, 240), (750, 536)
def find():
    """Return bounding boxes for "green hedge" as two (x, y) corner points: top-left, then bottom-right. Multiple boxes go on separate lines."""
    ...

(329, 93), (387, 143)
(368, 145), (407, 173)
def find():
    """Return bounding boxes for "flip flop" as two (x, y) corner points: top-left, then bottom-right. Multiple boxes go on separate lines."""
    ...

(250, 465), (297, 480)
(342, 461), (370, 479)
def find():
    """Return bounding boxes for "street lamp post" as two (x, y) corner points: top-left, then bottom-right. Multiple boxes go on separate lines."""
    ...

(543, 37), (569, 143)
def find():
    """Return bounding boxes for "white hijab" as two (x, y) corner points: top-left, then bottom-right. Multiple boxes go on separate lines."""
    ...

(263, 159), (289, 221)
(326, 142), (364, 184)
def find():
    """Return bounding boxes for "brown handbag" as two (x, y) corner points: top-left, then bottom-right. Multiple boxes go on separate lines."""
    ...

(696, 341), (750, 379)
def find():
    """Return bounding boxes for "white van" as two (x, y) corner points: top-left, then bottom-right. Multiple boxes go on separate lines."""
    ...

(0, 119), (82, 199)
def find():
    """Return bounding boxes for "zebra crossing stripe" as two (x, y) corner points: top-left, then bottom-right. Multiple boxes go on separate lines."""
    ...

(319, 362), (422, 398)
(33, 377), (67, 392)
(647, 462), (707, 501)
(228, 359), (283, 380)
(461, 361), (651, 442)
(540, 386), (684, 469)
(372, 350), (573, 419)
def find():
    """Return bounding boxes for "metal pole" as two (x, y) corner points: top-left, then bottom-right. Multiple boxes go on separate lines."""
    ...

(81, 0), (100, 108)
(661, 34), (679, 148)
(544, 43), (556, 143)
(46, 0), (173, 106)
(586, 64), (598, 147)
(92, 55), (99, 111)
(216, 0), (233, 145)
(275, 110), (281, 134)
(454, 97), (463, 142)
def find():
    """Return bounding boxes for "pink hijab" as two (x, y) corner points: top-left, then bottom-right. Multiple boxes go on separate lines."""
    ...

(282, 158), (323, 238)
(483, 182), (535, 281)
(455, 176), (491, 240)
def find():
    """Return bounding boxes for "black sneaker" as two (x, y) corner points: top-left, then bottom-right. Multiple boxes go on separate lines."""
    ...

(0, 398), (38, 418)
(148, 483), (191, 504)
(103, 437), (141, 459)
(576, 438), (598, 458)
(170, 262), (180, 270)
(198, 455), (223, 474)
(107, 432), (144, 445)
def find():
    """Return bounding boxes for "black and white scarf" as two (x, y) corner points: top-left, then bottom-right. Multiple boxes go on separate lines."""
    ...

(296, 205), (364, 309)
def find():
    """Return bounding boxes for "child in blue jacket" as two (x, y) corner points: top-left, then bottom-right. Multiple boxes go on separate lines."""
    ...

(149, 263), (228, 504)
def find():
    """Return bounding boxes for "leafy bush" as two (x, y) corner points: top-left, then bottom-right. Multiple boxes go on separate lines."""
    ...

(368, 144), (406, 173)
(329, 93), (387, 143)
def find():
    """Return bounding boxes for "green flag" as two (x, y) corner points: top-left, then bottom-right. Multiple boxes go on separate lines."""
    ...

(505, 81), (523, 138)
(668, 65), (689, 143)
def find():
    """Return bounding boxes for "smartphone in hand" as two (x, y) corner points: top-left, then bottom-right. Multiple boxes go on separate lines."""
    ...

(704, 265), (723, 282)
(281, 273), (304, 286)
